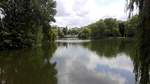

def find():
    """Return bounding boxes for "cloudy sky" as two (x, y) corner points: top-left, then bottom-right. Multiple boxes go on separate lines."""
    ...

(53, 0), (128, 28)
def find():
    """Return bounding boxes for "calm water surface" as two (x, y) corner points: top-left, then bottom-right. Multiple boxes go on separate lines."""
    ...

(0, 38), (137, 84)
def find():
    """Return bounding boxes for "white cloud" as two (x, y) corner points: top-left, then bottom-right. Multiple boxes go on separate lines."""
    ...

(53, 0), (128, 27)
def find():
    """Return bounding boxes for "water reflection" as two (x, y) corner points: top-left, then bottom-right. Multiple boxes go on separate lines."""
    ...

(0, 43), (57, 84)
(132, 43), (150, 84)
(0, 39), (149, 84)
(51, 39), (136, 84)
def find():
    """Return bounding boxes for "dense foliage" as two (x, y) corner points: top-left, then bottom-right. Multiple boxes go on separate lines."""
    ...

(125, 15), (139, 37)
(127, 0), (150, 84)
(0, 0), (56, 50)
(68, 28), (80, 35)
(81, 17), (138, 39)
(78, 28), (90, 39)
(52, 16), (138, 40)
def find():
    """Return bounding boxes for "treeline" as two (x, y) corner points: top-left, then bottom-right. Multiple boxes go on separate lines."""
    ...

(50, 27), (69, 38)
(79, 15), (139, 39)
(51, 26), (81, 38)
(51, 15), (138, 39)
(0, 0), (56, 50)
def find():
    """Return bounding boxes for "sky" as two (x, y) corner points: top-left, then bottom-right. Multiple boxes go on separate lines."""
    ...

(52, 0), (128, 28)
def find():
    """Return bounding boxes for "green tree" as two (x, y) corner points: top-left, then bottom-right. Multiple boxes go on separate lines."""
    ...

(62, 27), (68, 35)
(57, 28), (64, 38)
(125, 15), (139, 37)
(127, 0), (150, 84)
(0, 0), (56, 50)
(85, 18), (120, 39)
(89, 20), (106, 38)
(49, 28), (56, 41)
(104, 18), (118, 36)
(78, 28), (90, 39)
(119, 22), (125, 37)
(68, 28), (80, 35)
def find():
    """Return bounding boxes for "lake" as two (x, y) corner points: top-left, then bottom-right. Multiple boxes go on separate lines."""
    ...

(0, 38), (138, 84)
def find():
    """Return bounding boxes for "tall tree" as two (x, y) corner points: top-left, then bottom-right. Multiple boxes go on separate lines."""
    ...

(62, 27), (68, 35)
(127, 0), (150, 84)
(119, 22), (125, 37)
(104, 18), (118, 36)
(32, 0), (56, 42)
(0, 0), (56, 49)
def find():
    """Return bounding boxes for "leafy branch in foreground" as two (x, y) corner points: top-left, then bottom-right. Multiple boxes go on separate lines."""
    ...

(0, 0), (56, 50)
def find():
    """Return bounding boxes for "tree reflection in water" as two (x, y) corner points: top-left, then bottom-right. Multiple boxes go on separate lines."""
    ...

(0, 38), (149, 84)
(0, 43), (57, 84)
(133, 43), (150, 84)
(82, 38), (149, 84)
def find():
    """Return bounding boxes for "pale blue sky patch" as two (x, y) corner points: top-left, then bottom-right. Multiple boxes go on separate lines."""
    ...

(95, 0), (112, 7)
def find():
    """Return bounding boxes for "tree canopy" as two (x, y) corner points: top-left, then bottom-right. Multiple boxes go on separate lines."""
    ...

(81, 17), (138, 39)
(0, 0), (56, 50)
